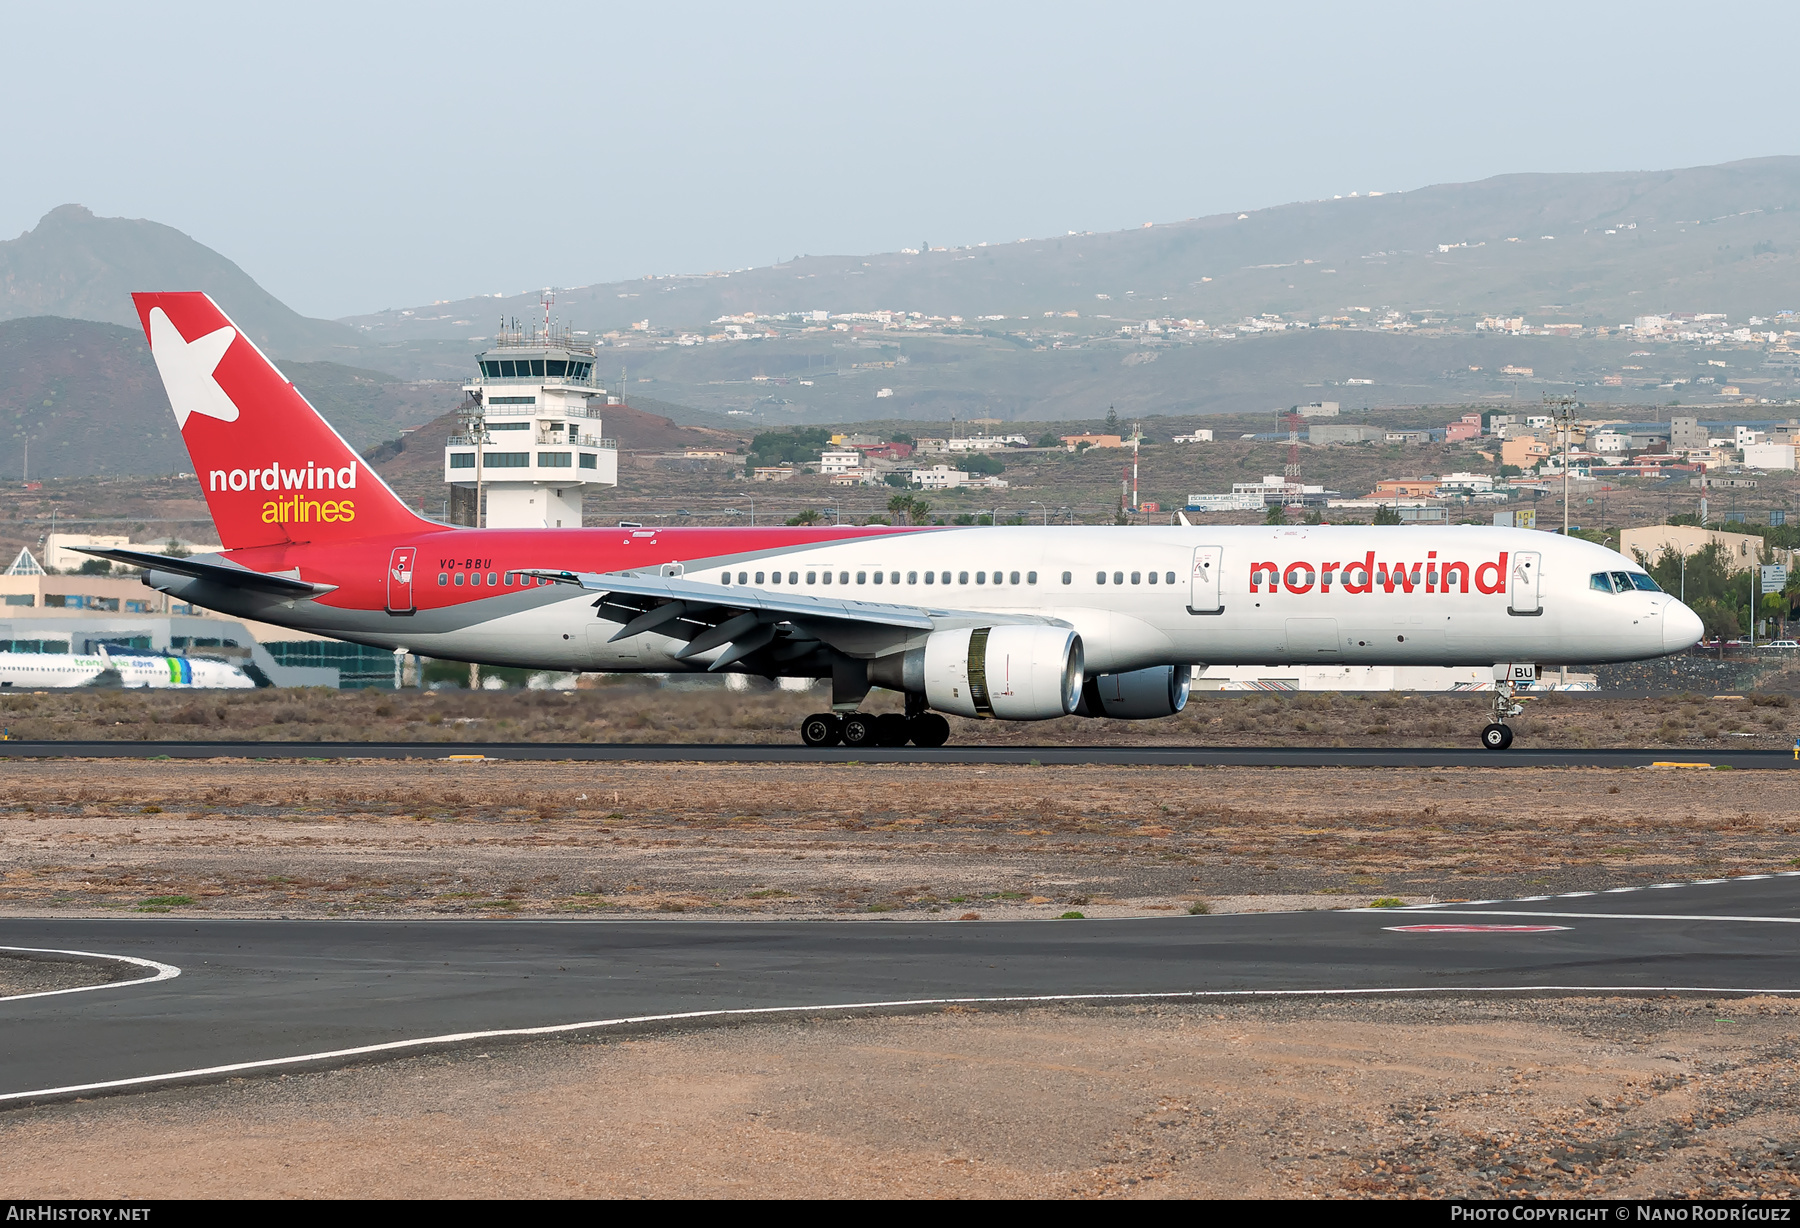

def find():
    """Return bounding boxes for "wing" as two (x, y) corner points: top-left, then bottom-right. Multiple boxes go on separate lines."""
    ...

(523, 568), (1064, 671)
(74, 548), (337, 598)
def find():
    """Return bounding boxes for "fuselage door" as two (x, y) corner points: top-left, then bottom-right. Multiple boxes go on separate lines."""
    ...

(387, 547), (416, 614)
(1509, 550), (1542, 616)
(1188, 546), (1224, 615)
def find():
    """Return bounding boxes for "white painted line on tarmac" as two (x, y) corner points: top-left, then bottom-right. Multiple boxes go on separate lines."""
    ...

(3, 981), (1798, 1106)
(1365, 909), (1800, 925)
(0, 947), (181, 1002)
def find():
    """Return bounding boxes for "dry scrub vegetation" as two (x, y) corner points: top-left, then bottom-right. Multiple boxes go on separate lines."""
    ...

(6, 997), (1798, 1199)
(2, 684), (1798, 749)
(1, 760), (1795, 919)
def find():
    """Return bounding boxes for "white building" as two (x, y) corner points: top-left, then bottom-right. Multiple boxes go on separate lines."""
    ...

(43, 533), (222, 574)
(943, 434), (1028, 452)
(1185, 493), (1265, 512)
(1736, 425), (1768, 448)
(1173, 429), (1215, 443)
(1297, 402), (1340, 418)
(912, 465), (969, 489)
(1744, 442), (1797, 470)
(445, 321), (619, 528)
(1437, 471), (1496, 493)
(1589, 429), (1629, 454)
(818, 450), (865, 475)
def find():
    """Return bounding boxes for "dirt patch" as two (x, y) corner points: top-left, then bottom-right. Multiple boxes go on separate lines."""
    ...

(4, 996), (1796, 1199)
(2, 685), (1798, 749)
(0, 760), (1795, 920)
(0, 953), (137, 998)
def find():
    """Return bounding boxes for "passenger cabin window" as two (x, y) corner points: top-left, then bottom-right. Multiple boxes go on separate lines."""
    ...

(976, 572), (986, 585)
(1113, 571), (1124, 585)
(855, 571), (865, 584)
(958, 571), (969, 585)
(840, 572), (850, 585)
(890, 572), (900, 585)
(738, 572), (748, 585)
(1130, 571), (1141, 585)
(1166, 571), (1176, 584)
(1062, 572), (1072, 585)
(1011, 571), (1021, 585)
(454, 573), (466, 586)
(1147, 572), (1157, 585)
(924, 571), (934, 585)
(769, 571), (780, 584)
(755, 572), (765, 584)
(807, 571), (817, 584)
(438, 573), (448, 585)
(941, 571), (951, 584)
(1096, 571), (1106, 584)
(722, 572), (732, 584)
(907, 571), (918, 584)
(789, 572), (798, 585)
(872, 571), (882, 584)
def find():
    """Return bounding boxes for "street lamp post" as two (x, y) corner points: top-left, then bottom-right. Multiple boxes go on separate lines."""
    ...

(1029, 500), (1048, 525)
(1544, 394), (1578, 535)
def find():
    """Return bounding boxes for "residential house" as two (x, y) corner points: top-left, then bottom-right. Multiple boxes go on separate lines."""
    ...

(1500, 436), (1551, 468)
(1060, 433), (1125, 449)
(1445, 414), (1483, 442)
(818, 450), (865, 476)
(1373, 479), (1442, 498)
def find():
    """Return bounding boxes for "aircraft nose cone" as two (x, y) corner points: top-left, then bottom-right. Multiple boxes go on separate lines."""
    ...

(1664, 599), (1704, 652)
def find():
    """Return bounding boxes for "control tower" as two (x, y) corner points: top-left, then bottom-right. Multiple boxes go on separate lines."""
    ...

(444, 300), (619, 528)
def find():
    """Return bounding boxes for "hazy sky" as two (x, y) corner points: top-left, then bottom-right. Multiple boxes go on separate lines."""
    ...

(7, 1), (1797, 319)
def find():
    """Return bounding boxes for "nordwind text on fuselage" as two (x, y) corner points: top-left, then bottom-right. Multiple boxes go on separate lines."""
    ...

(1249, 551), (1510, 596)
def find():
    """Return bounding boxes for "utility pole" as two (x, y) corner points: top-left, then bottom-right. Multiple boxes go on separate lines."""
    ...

(1544, 394), (1578, 535)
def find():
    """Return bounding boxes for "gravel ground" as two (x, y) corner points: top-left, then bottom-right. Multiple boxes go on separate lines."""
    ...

(0, 953), (137, 997)
(2, 685), (1798, 749)
(1, 760), (1797, 919)
(3, 997), (1797, 1199)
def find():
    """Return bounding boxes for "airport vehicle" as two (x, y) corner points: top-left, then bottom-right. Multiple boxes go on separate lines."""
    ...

(0, 646), (254, 689)
(90, 292), (1706, 749)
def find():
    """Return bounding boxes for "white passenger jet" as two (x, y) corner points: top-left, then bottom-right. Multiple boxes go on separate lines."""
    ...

(83, 292), (1704, 749)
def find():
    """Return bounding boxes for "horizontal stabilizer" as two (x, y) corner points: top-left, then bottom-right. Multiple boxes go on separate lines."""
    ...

(74, 548), (335, 598)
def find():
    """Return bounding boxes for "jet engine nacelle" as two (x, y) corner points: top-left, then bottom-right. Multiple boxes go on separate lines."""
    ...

(1075, 665), (1191, 720)
(923, 625), (1084, 720)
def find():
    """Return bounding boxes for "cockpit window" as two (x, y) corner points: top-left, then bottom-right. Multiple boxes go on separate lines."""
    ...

(1610, 571), (1635, 593)
(1626, 572), (1662, 592)
(1590, 572), (1616, 593)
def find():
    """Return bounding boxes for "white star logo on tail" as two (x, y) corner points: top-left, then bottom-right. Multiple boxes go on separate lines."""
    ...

(147, 307), (239, 429)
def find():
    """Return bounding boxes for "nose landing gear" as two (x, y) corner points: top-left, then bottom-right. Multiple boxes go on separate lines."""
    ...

(1479, 665), (1529, 750)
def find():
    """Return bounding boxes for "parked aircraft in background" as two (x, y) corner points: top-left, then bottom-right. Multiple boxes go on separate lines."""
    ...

(93, 292), (1704, 749)
(0, 646), (254, 690)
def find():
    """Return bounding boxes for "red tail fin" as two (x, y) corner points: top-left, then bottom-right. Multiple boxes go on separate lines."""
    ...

(133, 291), (428, 550)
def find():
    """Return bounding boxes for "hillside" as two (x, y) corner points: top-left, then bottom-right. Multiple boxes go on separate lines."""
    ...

(348, 157), (1800, 339)
(0, 206), (366, 356)
(0, 317), (463, 479)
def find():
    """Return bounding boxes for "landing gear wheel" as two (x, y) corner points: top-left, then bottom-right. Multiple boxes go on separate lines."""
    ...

(841, 713), (877, 748)
(873, 713), (912, 747)
(800, 712), (843, 747)
(908, 713), (951, 748)
(1480, 722), (1514, 751)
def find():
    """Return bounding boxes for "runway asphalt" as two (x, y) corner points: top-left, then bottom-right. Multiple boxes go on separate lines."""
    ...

(2, 876), (1797, 1106)
(0, 740), (1796, 768)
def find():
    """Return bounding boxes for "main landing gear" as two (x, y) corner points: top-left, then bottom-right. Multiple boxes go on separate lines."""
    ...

(800, 711), (951, 748)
